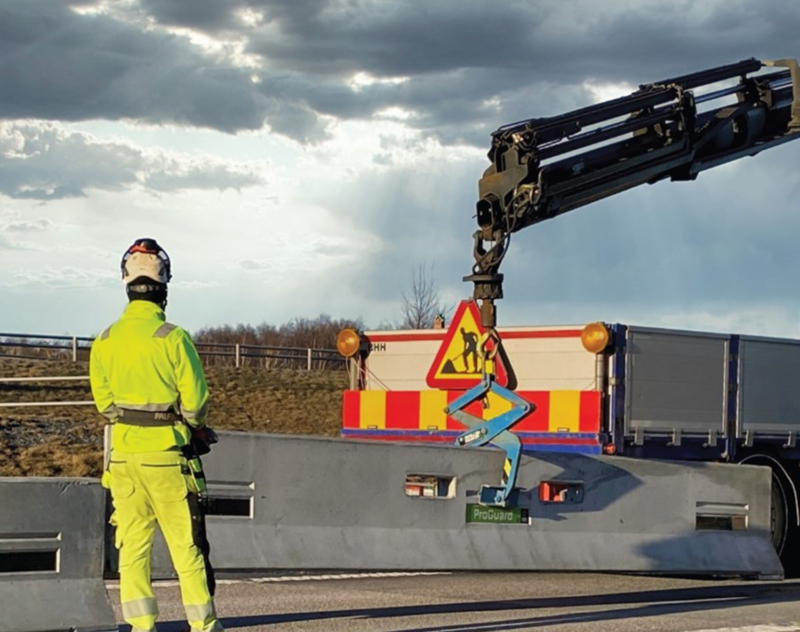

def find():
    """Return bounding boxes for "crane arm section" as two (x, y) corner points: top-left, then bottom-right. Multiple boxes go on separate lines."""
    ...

(467, 57), (800, 327)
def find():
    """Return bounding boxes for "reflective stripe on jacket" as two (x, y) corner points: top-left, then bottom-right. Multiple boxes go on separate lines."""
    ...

(90, 300), (210, 453)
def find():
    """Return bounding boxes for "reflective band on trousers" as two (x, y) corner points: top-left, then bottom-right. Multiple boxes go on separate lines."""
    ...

(122, 596), (158, 618)
(185, 602), (217, 621)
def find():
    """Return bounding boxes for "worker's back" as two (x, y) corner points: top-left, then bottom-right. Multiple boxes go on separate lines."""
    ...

(91, 299), (207, 453)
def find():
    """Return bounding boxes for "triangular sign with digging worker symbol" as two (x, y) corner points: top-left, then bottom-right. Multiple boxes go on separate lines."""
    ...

(426, 300), (509, 389)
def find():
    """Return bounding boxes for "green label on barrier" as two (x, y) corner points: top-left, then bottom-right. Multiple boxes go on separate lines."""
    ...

(466, 503), (528, 524)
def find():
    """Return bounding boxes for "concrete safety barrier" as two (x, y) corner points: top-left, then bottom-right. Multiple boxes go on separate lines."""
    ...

(146, 431), (782, 578)
(0, 478), (116, 632)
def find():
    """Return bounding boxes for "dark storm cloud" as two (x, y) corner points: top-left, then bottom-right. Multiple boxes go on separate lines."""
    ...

(243, 0), (800, 138)
(0, 0), (265, 132)
(139, 0), (330, 32)
(138, 0), (244, 32)
(3, 0), (799, 146)
(0, 122), (264, 199)
(244, 1), (537, 77)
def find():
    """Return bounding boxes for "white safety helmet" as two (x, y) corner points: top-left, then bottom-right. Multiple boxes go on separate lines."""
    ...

(120, 238), (172, 285)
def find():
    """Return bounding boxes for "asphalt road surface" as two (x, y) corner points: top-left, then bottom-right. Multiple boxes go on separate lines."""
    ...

(106, 571), (800, 632)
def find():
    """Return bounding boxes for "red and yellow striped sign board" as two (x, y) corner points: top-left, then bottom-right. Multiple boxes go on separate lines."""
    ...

(343, 389), (601, 434)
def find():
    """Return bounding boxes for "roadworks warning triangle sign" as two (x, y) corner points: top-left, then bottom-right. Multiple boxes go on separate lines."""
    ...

(426, 300), (508, 389)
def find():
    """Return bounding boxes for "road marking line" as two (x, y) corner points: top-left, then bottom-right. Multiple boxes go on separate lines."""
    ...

(106, 571), (450, 589)
(688, 626), (800, 632)
(250, 571), (450, 583)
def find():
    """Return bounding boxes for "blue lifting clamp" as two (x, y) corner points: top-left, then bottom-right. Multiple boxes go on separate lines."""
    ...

(446, 348), (535, 507)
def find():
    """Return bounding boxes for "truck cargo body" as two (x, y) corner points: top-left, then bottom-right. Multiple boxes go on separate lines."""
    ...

(344, 324), (601, 453)
(344, 324), (800, 463)
(341, 321), (800, 571)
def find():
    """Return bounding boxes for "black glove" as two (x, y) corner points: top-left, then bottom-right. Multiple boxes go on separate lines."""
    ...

(190, 426), (219, 456)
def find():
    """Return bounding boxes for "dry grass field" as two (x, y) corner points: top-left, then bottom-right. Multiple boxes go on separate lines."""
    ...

(0, 357), (348, 477)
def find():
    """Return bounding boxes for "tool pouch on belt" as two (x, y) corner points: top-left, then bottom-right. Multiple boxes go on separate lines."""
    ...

(181, 431), (212, 495)
(185, 427), (217, 494)
(184, 427), (218, 495)
(181, 445), (207, 494)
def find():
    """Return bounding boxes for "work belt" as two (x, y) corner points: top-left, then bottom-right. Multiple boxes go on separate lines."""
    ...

(117, 409), (182, 426)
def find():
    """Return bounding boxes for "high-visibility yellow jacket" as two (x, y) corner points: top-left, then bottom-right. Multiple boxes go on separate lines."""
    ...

(90, 300), (210, 453)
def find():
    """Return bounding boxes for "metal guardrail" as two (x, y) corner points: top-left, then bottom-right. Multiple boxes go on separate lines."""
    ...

(0, 338), (344, 410)
(0, 376), (89, 383)
(0, 332), (93, 362)
(0, 375), (94, 408)
(194, 341), (341, 369)
(0, 333), (343, 370)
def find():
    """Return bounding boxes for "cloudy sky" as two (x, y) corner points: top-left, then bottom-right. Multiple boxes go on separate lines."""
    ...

(2, 0), (800, 339)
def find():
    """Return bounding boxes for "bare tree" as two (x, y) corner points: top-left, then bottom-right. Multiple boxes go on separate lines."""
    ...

(398, 263), (451, 329)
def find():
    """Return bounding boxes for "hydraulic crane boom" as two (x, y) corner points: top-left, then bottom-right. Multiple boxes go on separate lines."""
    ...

(466, 57), (800, 329)
(448, 58), (800, 506)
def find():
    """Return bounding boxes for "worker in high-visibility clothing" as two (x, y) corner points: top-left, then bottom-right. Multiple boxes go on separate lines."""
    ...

(90, 238), (223, 632)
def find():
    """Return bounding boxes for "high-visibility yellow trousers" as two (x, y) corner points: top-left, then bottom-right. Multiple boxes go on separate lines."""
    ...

(106, 449), (223, 632)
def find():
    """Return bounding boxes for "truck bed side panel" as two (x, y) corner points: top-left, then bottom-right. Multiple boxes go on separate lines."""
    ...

(625, 328), (729, 437)
(738, 336), (800, 438)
